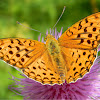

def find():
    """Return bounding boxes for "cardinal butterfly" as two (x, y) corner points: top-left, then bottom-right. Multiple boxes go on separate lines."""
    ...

(0, 12), (100, 85)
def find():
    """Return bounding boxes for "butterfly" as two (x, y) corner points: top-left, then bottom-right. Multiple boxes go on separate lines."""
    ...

(0, 12), (100, 85)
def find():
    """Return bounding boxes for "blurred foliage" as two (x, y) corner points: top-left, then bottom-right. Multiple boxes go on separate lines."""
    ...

(0, 0), (100, 99)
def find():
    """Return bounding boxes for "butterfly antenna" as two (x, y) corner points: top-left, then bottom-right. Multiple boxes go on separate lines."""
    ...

(52, 6), (66, 31)
(16, 21), (43, 34)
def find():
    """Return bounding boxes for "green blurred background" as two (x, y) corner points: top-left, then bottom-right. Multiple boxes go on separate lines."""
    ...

(0, 0), (100, 99)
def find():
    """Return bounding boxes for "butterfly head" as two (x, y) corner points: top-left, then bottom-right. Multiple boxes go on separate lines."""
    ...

(45, 34), (55, 42)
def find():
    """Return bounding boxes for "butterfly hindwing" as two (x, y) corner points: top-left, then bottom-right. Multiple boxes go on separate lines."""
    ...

(61, 47), (97, 83)
(22, 50), (62, 85)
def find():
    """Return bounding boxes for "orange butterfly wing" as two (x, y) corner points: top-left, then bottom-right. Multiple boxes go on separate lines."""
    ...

(0, 38), (45, 68)
(0, 38), (62, 85)
(61, 47), (97, 83)
(59, 12), (100, 83)
(59, 12), (100, 49)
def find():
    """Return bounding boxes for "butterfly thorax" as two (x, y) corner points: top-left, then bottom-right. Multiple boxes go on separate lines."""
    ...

(46, 34), (66, 83)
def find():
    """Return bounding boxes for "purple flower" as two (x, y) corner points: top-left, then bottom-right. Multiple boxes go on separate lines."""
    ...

(9, 28), (100, 100)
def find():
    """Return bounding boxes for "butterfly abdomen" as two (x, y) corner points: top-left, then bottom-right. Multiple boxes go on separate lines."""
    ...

(46, 34), (66, 82)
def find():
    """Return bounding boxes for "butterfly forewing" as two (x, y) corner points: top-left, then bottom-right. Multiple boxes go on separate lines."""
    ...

(59, 12), (100, 49)
(0, 38), (45, 68)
